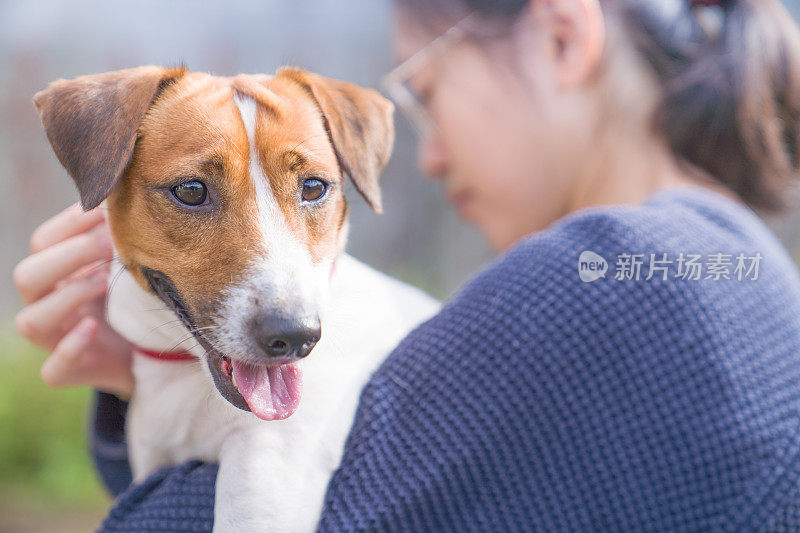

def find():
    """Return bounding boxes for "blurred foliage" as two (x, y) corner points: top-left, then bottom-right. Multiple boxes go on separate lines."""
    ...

(0, 325), (108, 510)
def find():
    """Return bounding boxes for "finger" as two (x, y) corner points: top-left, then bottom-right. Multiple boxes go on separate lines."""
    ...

(40, 316), (99, 388)
(30, 203), (106, 253)
(90, 327), (135, 400)
(14, 230), (113, 304)
(55, 259), (111, 291)
(15, 270), (108, 349)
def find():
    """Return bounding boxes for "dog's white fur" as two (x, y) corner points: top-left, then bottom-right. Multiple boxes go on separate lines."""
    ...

(105, 94), (439, 532)
(109, 255), (437, 531)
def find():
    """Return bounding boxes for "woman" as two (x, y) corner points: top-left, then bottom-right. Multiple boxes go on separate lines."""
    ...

(14, 0), (800, 530)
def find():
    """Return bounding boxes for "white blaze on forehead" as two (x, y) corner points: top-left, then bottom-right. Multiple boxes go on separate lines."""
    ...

(233, 93), (287, 241)
(209, 93), (330, 363)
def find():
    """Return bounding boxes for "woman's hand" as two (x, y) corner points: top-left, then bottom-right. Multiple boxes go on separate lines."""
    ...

(13, 203), (134, 400)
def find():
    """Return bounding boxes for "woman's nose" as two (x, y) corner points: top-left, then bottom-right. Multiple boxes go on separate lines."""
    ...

(418, 132), (448, 180)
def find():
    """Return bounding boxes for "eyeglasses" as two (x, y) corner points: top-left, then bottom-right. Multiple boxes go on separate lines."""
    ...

(382, 14), (475, 137)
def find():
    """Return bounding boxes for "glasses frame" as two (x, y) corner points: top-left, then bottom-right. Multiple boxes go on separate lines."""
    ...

(382, 14), (475, 136)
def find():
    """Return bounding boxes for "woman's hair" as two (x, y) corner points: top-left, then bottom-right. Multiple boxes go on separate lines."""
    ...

(397, 0), (800, 211)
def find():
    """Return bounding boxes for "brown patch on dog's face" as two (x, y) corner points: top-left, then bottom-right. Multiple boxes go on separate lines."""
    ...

(106, 72), (347, 334)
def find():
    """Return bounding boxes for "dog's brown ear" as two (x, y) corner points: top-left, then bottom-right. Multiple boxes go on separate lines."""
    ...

(278, 67), (394, 213)
(33, 66), (187, 210)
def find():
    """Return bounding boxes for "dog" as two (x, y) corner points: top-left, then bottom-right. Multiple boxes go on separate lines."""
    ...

(33, 66), (439, 531)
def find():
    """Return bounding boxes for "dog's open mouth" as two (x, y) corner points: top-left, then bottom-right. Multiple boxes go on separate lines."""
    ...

(142, 266), (303, 421)
(217, 354), (303, 421)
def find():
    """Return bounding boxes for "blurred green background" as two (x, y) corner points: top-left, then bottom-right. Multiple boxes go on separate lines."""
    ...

(4, 0), (800, 531)
(0, 327), (107, 531)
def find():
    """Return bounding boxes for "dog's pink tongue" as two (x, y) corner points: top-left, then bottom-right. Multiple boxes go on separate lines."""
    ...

(231, 361), (303, 421)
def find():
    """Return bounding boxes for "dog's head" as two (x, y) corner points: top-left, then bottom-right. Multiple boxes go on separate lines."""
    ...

(33, 66), (394, 420)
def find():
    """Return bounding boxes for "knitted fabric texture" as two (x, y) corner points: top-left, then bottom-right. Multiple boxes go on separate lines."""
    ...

(95, 186), (800, 532)
(100, 461), (216, 532)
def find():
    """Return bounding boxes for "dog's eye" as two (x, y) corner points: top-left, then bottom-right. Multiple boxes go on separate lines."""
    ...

(301, 178), (327, 202)
(172, 180), (207, 206)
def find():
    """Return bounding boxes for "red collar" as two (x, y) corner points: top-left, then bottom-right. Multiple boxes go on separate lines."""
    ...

(133, 346), (196, 362)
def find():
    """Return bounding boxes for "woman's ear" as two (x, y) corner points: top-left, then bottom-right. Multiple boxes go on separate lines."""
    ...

(532, 0), (605, 89)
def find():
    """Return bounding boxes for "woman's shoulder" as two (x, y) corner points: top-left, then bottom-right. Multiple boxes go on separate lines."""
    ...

(442, 187), (706, 314)
(414, 184), (800, 375)
(469, 185), (800, 301)
(387, 190), (719, 374)
(546, 184), (795, 263)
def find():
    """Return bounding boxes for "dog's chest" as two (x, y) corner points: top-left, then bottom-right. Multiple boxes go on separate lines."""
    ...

(117, 254), (439, 530)
(126, 316), (390, 479)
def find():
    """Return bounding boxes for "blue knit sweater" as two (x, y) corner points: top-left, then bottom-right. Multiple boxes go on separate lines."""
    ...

(93, 186), (800, 531)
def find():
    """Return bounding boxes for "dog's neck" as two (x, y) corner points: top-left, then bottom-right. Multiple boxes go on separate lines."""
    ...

(107, 257), (206, 357)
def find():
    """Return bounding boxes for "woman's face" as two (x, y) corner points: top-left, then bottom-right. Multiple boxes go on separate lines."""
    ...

(394, 9), (590, 251)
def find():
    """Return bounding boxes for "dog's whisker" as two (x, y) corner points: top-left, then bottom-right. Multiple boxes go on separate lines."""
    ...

(188, 325), (222, 333)
(161, 333), (200, 354)
(104, 263), (128, 322)
(81, 256), (120, 276)
(142, 318), (184, 337)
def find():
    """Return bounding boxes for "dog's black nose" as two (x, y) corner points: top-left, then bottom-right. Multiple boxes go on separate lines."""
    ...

(251, 313), (321, 361)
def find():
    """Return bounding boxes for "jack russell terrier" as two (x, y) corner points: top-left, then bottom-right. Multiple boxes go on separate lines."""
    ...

(34, 66), (438, 532)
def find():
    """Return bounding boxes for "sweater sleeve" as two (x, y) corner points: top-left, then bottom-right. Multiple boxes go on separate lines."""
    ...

(97, 460), (217, 532)
(90, 393), (219, 532)
(90, 391), (133, 497)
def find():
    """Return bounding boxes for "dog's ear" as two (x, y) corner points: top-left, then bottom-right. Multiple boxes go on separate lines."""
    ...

(33, 66), (187, 210)
(278, 67), (394, 213)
